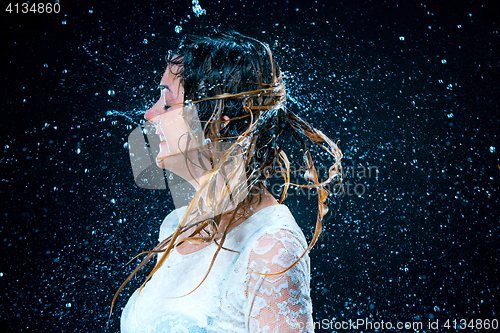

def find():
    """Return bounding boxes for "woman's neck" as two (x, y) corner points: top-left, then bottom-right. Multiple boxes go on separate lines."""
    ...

(176, 188), (278, 255)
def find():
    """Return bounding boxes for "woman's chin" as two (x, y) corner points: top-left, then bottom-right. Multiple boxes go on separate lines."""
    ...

(155, 153), (184, 173)
(156, 143), (173, 168)
(155, 158), (165, 169)
(155, 154), (171, 170)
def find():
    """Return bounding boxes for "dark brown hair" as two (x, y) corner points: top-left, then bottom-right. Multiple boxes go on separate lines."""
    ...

(111, 31), (342, 315)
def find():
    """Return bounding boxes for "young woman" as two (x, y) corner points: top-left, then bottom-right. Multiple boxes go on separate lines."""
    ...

(114, 31), (342, 332)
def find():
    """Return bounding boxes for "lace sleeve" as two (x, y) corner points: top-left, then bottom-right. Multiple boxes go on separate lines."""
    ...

(246, 229), (314, 332)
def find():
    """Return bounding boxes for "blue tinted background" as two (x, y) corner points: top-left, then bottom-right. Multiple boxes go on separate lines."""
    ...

(1, 0), (498, 331)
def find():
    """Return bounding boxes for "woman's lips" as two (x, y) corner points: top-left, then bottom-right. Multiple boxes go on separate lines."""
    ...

(155, 127), (166, 142)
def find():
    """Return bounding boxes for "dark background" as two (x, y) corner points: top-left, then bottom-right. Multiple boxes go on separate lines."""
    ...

(1, 0), (498, 331)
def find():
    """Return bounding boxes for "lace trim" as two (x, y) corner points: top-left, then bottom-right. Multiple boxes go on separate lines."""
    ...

(246, 229), (313, 332)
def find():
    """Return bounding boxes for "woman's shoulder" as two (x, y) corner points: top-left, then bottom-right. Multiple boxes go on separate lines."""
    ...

(247, 204), (301, 233)
(227, 204), (311, 279)
(158, 206), (188, 242)
(227, 204), (308, 253)
(158, 204), (307, 252)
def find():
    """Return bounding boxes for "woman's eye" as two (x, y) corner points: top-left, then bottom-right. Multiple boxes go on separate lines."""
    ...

(158, 86), (168, 104)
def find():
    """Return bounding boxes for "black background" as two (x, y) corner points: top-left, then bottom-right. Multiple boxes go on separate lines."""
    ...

(1, 0), (499, 331)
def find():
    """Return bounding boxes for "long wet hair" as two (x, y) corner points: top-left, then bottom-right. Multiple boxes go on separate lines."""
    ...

(111, 31), (342, 315)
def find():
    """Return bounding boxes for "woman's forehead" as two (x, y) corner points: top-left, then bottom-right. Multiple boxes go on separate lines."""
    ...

(161, 64), (182, 84)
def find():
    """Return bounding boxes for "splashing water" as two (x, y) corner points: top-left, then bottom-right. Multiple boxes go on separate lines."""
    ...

(106, 109), (146, 127)
(2, 1), (498, 332)
(192, 0), (206, 17)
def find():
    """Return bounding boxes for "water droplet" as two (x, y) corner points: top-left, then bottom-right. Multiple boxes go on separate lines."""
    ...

(490, 146), (495, 153)
(175, 25), (182, 34)
(192, 0), (206, 17)
(108, 90), (115, 97)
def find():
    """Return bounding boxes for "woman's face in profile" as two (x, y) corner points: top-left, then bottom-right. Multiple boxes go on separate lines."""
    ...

(144, 64), (186, 170)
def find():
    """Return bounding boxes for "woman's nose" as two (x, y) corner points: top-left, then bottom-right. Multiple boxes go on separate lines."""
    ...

(144, 100), (164, 121)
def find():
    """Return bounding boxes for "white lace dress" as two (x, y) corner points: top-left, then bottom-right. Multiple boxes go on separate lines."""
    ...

(121, 204), (314, 332)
